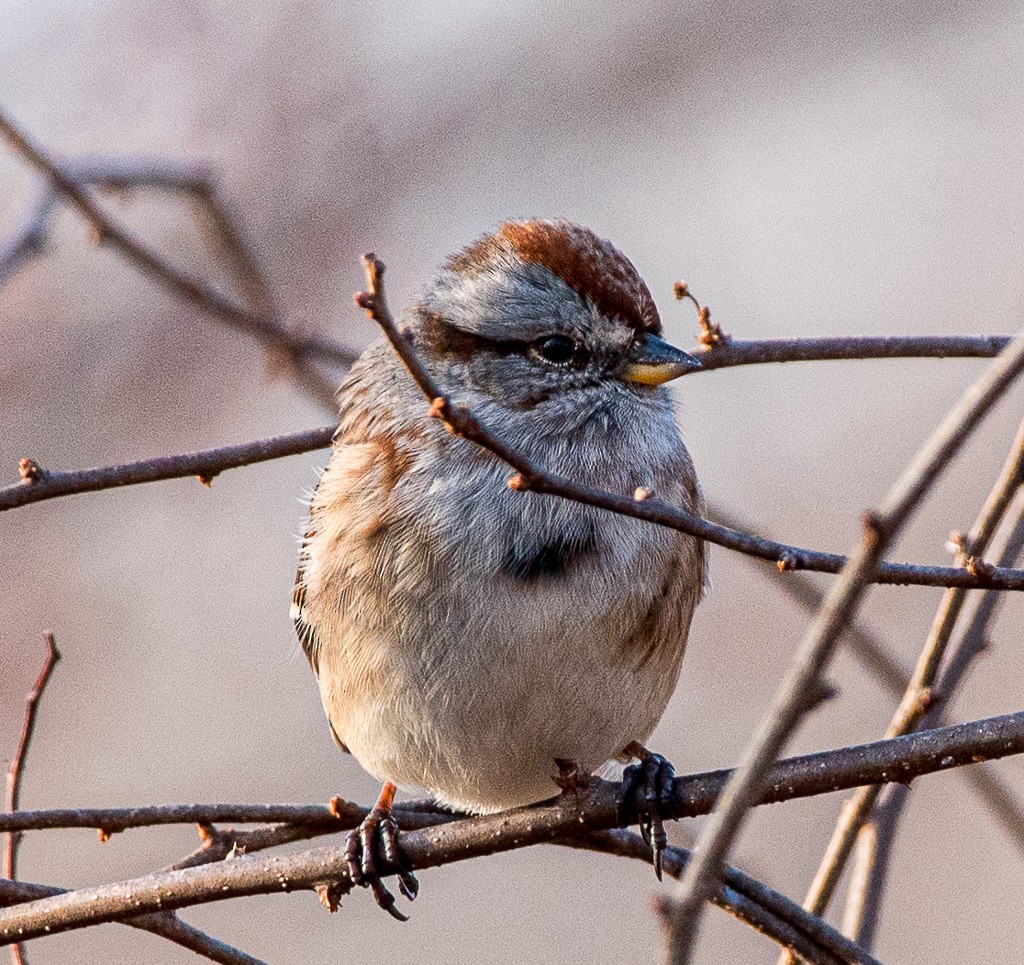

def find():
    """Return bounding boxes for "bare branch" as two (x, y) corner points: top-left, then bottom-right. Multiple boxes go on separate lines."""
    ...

(838, 822), (878, 945)
(4, 633), (59, 965)
(787, 416), (1024, 946)
(1, 708), (1024, 945)
(692, 334), (1010, 368)
(1, 637), (269, 965)
(0, 426), (335, 513)
(0, 878), (268, 965)
(4, 416), (1024, 596)
(661, 323), (1024, 963)
(709, 502), (1024, 854)
(0, 111), (355, 372)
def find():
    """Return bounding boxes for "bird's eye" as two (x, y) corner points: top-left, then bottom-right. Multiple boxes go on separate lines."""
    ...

(537, 335), (576, 366)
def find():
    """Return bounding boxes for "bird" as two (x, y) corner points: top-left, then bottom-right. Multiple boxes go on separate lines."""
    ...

(292, 219), (707, 917)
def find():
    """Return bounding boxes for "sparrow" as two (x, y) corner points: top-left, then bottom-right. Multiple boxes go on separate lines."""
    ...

(292, 219), (707, 917)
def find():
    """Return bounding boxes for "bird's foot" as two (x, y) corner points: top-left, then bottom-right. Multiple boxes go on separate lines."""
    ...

(616, 741), (676, 880)
(554, 757), (592, 794)
(345, 781), (419, 920)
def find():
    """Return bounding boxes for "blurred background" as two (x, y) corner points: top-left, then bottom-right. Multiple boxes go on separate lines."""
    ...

(3, 0), (1024, 961)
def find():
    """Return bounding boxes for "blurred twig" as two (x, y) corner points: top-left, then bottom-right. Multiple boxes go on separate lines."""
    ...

(2, 708), (1024, 947)
(0, 114), (351, 408)
(707, 502), (1024, 851)
(784, 416), (1024, 956)
(838, 821), (878, 946)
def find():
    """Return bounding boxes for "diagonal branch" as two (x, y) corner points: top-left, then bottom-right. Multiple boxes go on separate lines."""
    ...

(784, 414), (1024, 953)
(575, 831), (878, 965)
(0, 426), (335, 512)
(0, 111), (354, 373)
(661, 321), (1024, 963)
(708, 502), (1024, 857)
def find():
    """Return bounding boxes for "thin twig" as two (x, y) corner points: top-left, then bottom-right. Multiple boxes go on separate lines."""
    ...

(0, 426), (335, 512)
(0, 113), (354, 411)
(835, 503), (1024, 952)
(578, 831), (878, 965)
(851, 784), (906, 954)
(1, 636), (269, 965)
(786, 415), (1024, 949)
(691, 335), (1010, 369)
(4, 633), (59, 965)
(2, 429), (1023, 595)
(661, 322), (1024, 963)
(1, 708), (1024, 945)
(839, 822), (878, 944)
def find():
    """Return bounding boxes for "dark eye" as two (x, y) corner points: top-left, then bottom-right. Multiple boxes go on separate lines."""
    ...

(537, 335), (576, 366)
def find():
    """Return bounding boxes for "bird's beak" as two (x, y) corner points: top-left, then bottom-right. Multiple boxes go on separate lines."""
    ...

(621, 332), (702, 386)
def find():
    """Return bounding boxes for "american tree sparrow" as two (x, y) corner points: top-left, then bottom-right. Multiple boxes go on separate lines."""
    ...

(293, 219), (706, 916)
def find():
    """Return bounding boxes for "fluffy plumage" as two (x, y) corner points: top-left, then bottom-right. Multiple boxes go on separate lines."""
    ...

(293, 220), (706, 813)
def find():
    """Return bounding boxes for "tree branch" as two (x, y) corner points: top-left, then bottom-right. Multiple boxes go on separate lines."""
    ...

(691, 334), (1010, 369)
(4, 633), (59, 965)
(578, 831), (878, 965)
(0, 426), (335, 512)
(785, 415), (1024, 951)
(0, 877), (268, 965)
(661, 320), (1024, 963)
(1, 708), (1023, 945)
(0, 111), (355, 375)
(707, 501), (1024, 851)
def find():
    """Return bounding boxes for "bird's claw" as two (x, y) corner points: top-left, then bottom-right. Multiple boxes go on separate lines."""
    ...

(345, 805), (419, 920)
(616, 743), (676, 880)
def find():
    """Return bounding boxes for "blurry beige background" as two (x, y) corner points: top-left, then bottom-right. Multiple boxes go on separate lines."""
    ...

(3, 1), (1024, 961)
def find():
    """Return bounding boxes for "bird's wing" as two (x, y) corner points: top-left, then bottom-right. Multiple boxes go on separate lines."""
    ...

(290, 563), (322, 675)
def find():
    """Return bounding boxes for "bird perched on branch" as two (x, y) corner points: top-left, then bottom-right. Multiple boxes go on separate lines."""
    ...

(292, 219), (706, 917)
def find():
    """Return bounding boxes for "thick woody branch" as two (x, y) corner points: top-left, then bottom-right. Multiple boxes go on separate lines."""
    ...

(0, 879), (267, 965)
(1, 708), (1023, 946)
